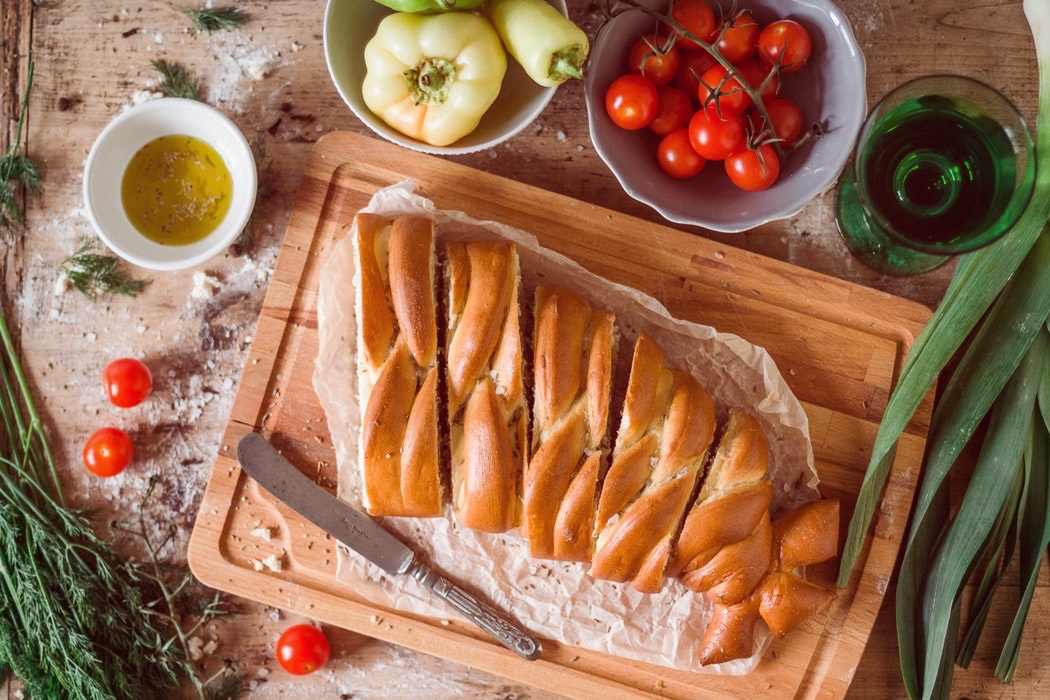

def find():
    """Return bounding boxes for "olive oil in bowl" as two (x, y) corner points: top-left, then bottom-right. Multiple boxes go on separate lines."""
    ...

(121, 134), (233, 246)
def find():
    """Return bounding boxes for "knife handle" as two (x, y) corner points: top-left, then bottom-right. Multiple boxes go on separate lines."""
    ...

(409, 563), (542, 661)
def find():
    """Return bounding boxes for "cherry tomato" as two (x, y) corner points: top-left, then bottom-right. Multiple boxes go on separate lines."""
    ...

(688, 109), (744, 161)
(605, 74), (659, 130)
(657, 129), (707, 179)
(670, 0), (717, 50)
(671, 48), (718, 97)
(725, 143), (781, 191)
(83, 427), (134, 477)
(276, 624), (330, 675)
(758, 20), (813, 73)
(697, 65), (751, 117)
(627, 34), (680, 87)
(103, 357), (153, 408)
(715, 10), (760, 64)
(649, 86), (694, 136)
(735, 59), (780, 103)
(749, 98), (805, 146)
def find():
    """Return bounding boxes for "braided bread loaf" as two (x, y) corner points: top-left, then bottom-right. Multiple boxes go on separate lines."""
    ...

(445, 240), (528, 533)
(524, 285), (616, 562)
(354, 213), (443, 517)
(589, 333), (717, 593)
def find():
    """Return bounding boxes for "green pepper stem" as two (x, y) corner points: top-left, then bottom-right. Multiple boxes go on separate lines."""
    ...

(549, 46), (586, 83)
(404, 58), (457, 106)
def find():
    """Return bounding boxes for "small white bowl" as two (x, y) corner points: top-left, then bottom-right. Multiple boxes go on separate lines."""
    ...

(83, 98), (257, 271)
(323, 0), (564, 155)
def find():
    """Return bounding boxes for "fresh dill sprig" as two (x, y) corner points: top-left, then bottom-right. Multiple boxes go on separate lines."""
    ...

(61, 241), (150, 301)
(183, 6), (249, 34)
(151, 58), (202, 100)
(1, 61), (42, 240)
(113, 477), (247, 699)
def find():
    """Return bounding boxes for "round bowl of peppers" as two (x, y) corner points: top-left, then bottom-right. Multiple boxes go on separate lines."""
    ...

(325, 0), (586, 154)
(585, 0), (866, 233)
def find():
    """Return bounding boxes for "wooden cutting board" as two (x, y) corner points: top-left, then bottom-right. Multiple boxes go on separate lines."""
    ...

(187, 131), (933, 699)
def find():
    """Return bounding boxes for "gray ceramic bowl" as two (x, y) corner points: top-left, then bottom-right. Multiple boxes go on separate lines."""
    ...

(324, 0), (566, 155)
(586, 0), (866, 233)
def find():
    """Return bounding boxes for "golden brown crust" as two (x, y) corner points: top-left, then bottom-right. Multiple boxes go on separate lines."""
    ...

(773, 498), (840, 571)
(356, 214), (442, 518)
(757, 570), (837, 638)
(446, 240), (527, 533)
(524, 286), (616, 561)
(355, 213), (395, 373)
(388, 216), (438, 368)
(590, 334), (716, 593)
(699, 595), (760, 666)
(668, 410), (773, 579)
(679, 511), (773, 605)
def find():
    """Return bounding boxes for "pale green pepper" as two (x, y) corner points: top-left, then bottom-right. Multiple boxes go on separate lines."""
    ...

(362, 12), (507, 147)
(372, 0), (486, 12)
(486, 0), (590, 87)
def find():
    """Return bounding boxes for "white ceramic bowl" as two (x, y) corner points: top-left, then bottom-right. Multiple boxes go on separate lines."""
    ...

(83, 98), (257, 271)
(586, 0), (867, 233)
(323, 0), (564, 155)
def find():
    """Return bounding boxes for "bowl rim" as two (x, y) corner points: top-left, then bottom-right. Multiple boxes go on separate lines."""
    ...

(83, 97), (257, 271)
(585, 0), (868, 233)
(322, 0), (564, 155)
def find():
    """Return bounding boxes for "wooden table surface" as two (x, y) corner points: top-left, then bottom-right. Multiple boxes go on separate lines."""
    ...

(1, 0), (1044, 698)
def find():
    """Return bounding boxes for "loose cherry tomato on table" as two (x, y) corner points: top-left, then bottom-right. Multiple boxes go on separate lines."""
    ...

(649, 85), (694, 136)
(669, 0), (717, 49)
(657, 129), (707, 179)
(749, 98), (805, 146)
(758, 20), (813, 73)
(688, 109), (744, 161)
(103, 357), (153, 408)
(725, 143), (781, 191)
(715, 10), (760, 64)
(627, 34), (679, 86)
(83, 427), (134, 477)
(605, 73), (659, 130)
(276, 624), (330, 675)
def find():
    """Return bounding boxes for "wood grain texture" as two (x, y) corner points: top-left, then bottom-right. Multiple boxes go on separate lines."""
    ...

(3, 0), (1045, 697)
(188, 132), (934, 699)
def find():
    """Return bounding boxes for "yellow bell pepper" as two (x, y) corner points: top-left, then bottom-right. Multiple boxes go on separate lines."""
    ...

(362, 12), (507, 147)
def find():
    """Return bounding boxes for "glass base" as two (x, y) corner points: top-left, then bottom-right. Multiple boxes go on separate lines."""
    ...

(835, 169), (950, 276)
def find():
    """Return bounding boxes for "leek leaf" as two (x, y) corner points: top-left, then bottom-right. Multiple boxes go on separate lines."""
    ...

(838, 0), (1050, 589)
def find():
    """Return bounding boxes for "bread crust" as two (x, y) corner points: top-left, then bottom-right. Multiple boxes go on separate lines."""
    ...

(524, 286), (615, 561)
(446, 240), (527, 533)
(590, 334), (717, 593)
(355, 214), (442, 517)
(670, 409), (774, 589)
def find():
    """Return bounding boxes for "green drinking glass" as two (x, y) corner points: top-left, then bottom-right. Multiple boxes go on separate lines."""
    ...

(835, 75), (1036, 275)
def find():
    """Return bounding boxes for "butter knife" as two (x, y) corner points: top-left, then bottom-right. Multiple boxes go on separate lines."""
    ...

(236, 432), (542, 661)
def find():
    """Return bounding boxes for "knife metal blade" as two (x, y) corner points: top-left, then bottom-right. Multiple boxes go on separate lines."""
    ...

(236, 432), (541, 661)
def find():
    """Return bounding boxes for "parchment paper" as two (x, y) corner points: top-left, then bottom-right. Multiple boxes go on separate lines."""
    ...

(313, 180), (820, 675)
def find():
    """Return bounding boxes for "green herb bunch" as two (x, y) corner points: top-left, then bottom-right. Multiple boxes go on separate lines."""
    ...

(0, 307), (184, 697)
(0, 62), (42, 240)
(839, 1), (1050, 697)
(183, 6), (249, 34)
